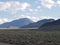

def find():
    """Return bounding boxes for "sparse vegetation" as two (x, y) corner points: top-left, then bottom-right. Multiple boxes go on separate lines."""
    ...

(0, 29), (60, 45)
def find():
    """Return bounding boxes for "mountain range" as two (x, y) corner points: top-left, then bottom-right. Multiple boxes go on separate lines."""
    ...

(0, 18), (59, 31)
(0, 18), (55, 29)
(22, 19), (54, 28)
(39, 19), (60, 31)
(0, 18), (33, 28)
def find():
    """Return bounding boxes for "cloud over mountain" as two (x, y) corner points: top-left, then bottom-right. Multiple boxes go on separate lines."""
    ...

(14, 15), (40, 22)
(0, 18), (10, 24)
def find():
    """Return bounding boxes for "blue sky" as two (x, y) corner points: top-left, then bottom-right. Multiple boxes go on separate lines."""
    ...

(0, 0), (60, 24)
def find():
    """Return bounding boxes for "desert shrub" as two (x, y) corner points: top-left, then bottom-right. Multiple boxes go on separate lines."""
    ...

(0, 29), (59, 45)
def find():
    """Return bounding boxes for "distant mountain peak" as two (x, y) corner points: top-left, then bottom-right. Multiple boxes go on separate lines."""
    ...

(0, 18), (34, 28)
(39, 19), (60, 31)
(22, 19), (55, 28)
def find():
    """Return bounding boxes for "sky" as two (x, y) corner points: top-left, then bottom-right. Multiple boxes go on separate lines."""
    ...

(0, 0), (60, 24)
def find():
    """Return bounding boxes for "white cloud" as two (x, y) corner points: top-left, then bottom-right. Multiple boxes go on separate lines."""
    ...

(14, 15), (40, 22)
(57, 0), (60, 7)
(29, 8), (38, 12)
(0, 18), (10, 24)
(14, 15), (58, 22)
(0, 2), (11, 11)
(40, 0), (55, 9)
(36, 0), (60, 9)
(40, 16), (57, 20)
(0, 1), (30, 13)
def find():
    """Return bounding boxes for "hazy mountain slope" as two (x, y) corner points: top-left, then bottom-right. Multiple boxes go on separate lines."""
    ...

(22, 19), (54, 28)
(39, 19), (60, 31)
(0, 18), (34, 28)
